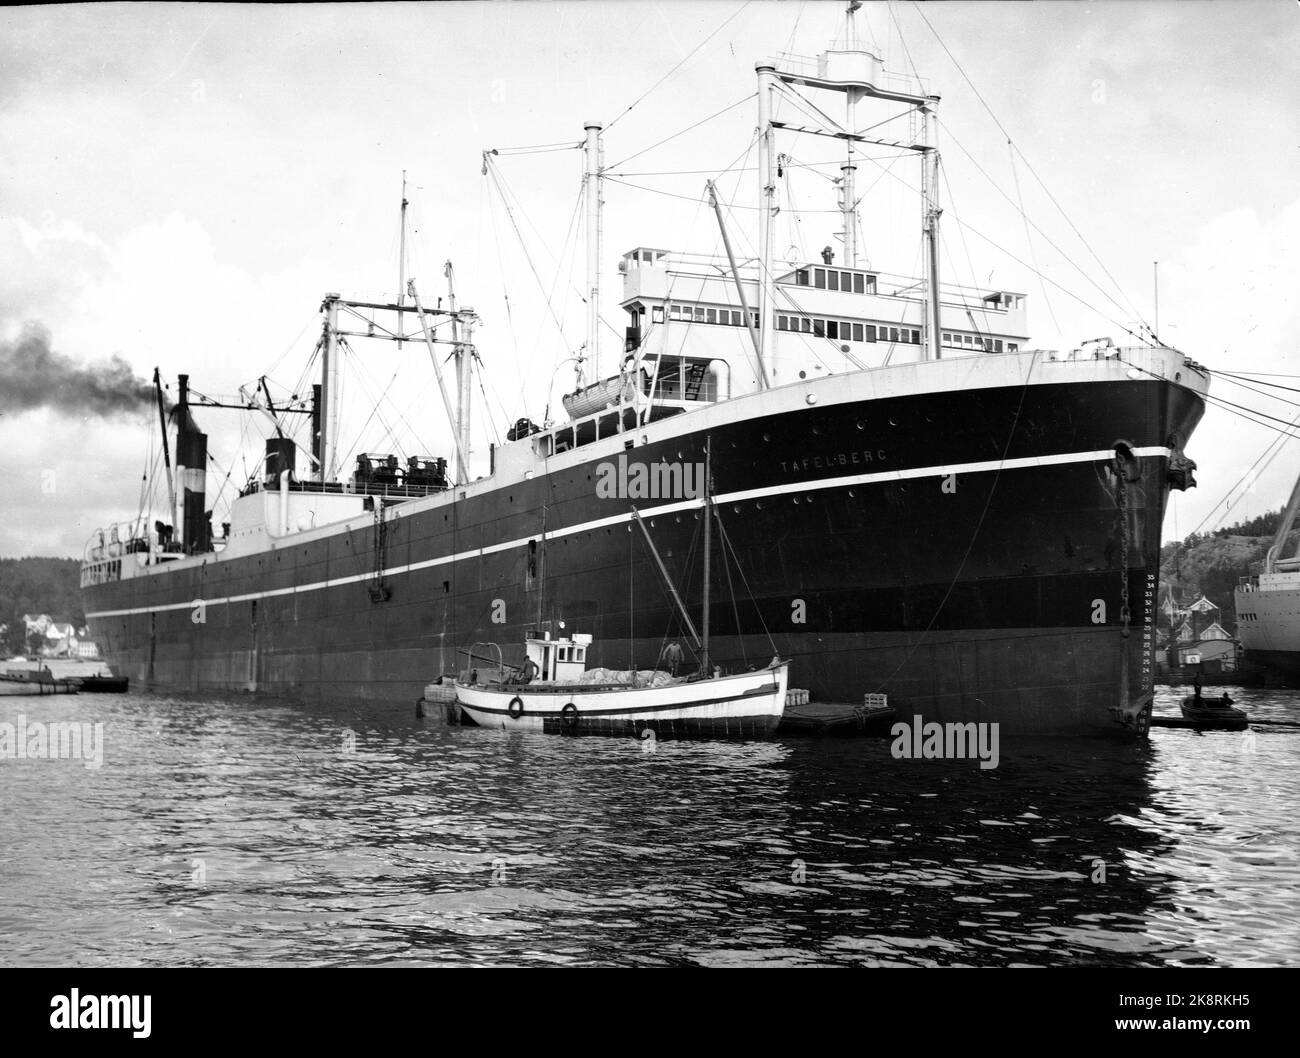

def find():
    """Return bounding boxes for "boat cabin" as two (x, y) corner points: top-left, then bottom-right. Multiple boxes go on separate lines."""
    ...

(524, 630), (593, 682)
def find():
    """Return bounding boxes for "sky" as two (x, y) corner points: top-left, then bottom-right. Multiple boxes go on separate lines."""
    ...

(1, 0), (1297, 558)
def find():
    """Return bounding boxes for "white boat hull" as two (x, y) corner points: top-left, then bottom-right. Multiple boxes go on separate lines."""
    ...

(455, 661), (789, 738)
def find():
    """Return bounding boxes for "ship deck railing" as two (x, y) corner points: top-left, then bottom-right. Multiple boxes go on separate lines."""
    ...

(238, 479), (451, 501)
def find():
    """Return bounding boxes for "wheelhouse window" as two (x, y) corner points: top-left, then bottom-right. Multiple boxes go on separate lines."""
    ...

(814, 268), (826, 289)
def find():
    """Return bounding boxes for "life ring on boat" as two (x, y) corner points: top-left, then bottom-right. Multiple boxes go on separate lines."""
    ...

(560, 702), (579, 730)
(507, 696), (525, 719)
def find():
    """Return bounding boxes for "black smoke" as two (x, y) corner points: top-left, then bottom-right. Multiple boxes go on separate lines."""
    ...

(0, 323), (156, 418)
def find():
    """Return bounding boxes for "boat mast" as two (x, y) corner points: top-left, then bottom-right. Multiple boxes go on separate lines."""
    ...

(707, 180), (765, 387)
(700, 437), (713, 675)
(584, 120), (604, 385)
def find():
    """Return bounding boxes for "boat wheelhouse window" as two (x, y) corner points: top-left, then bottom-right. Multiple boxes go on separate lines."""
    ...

(670, 305), (682, 319)
(1008, 342), (1019, 352)
(706, 308), (717, 324)
(852, 322), (864, 342)
(888, 327), (899, 342)
(776, 315), (788, 330)
(652, 306), (664, 323)
(814, 268), (826, 289)
(795, 268), (809, 285)
(813, 320), (825, 338)
(695, 306), (706, 322)
(827, 270), (839, 291)
(826, 320), (839, 339)
(853, 274), (865, 294)
(800, 317), (810, 333)
(994, 339), (1004, 352)
(731, 310), (741, 326)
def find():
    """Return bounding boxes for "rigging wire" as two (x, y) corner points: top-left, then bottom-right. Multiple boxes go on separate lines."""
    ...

(484, 172), (531, 418)
(606, 93), (757, 172)
(1008, 140), (1061, 334)
(908, 0), (1149, 332)
(604, 0), (753, 134)
(1184, 411), (1300, 540)
(937, 119), (1140, 337)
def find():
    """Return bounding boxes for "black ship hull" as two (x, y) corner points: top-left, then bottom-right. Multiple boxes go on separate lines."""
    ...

(84, 355), (1206, 735)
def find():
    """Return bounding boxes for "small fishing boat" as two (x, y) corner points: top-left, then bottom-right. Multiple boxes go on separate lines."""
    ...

(0, 668), (80, 696)
(454, 437), (790, 737)
(455, 632), (789, 738)
(1179, 692), (1248, 729)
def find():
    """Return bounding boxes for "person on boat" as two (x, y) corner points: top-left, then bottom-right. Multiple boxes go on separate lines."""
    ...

(661, 641), (683, 676)
(520, 658), (539, 685)
(1220, 692), (1234, 709)
(1192, 672), (1203, 703)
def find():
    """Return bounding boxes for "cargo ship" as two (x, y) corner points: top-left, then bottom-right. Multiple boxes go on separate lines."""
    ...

(81, 10), (1209, 735)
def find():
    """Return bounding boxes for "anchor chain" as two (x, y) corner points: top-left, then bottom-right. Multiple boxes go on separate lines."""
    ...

(1110, 446), (1150, 735)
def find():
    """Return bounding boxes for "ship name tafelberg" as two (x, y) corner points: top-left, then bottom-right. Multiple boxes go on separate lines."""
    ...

(780, 450), (887, 474)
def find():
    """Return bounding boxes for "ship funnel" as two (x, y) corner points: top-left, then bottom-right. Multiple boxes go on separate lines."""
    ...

(175, 374), (210, 554)
(265, 437), (296, 485)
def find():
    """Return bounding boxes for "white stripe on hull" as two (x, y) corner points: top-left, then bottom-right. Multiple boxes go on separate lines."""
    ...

(85, 445), (1169, 620)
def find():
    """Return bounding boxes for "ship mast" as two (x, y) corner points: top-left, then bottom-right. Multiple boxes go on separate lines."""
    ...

(319, 293), (341, 482)
(446, 260), (472, 485)
(758, 5), (942, 364)
(397, 171), (408, 352)
(583, 120), (604, 385)
(756, 63), (777, 389)
(921, 104), (942, 360)
(841, 1), (862, 267)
